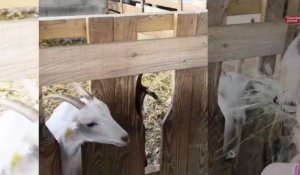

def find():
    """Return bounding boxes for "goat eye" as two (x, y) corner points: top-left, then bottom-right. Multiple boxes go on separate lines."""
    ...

(86, 122), (98, 127)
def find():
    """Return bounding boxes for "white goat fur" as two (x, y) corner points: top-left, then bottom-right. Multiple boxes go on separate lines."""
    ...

(260, 33), (300, 175)
(0, 81), (39, 175)
(46, 84), (129, 175)
(219, 59), (282, 158)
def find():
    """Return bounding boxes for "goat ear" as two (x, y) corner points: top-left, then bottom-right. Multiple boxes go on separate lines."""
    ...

(70, 82), (93, 100)
(44, 94), (85, 109)
(0, 98), (38, 122)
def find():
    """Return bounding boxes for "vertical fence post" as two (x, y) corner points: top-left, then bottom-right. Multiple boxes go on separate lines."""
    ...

(160, 12), (208, 175)
(39, 88), (63, 175)
(207, 0), (231, 175)
(82, 15), (145, 175)
(258, 0), (285, 76)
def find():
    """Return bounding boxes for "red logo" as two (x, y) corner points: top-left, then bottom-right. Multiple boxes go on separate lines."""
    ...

(285, 16), (300, 24)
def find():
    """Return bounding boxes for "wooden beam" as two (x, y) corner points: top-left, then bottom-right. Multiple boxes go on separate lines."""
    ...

(258, 0), (285, 76)
(39, 18), (87, 40)
(207, 0), (232, 175)
(40, 36), (207, 85)
(0, 19), (38, 80)
(227, 0), (262, 16)
(209, 22), (288, 62)
(39, 13), (177, 40)
(108, 0), (142, 13)
(145, 165), (160, 175)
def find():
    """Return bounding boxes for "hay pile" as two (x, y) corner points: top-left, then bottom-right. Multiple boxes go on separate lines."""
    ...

(0, 8), (37, 20)
(0, 81), (36, 113)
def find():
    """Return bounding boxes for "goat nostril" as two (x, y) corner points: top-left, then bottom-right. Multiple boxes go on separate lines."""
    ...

(121, 135), (130, 143)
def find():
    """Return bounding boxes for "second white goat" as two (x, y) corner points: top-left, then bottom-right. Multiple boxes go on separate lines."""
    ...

(45, 83), (129, 175)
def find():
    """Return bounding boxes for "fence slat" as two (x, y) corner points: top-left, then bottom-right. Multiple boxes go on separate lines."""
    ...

(207, 0), (232, 175)
(82, 15), (145, 175)
(258, 0), (285, 76)
(160, 13), (207, 175)
(39, 125), (63, 175)
(186, 13), (208, 175)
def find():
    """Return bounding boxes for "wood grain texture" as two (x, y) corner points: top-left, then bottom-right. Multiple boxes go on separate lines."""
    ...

(40, 36), (207, 86)
(145, 165), (160, 175)
(39, 123), (62, 175)
(81, 16), (145, 175)
(39, 13), (176, 40)
(160, 13), (208, 175)
(209, 22), (288, 62)
(207, 1), (232, 175)
(86, 17), (114, 43)
(108, 0), (142, 14)
(187, 13), (208, 175)
(0, 19), (38, 80)
(39, 18), (87, 40)
(227, 0), (261, 15)
(258, 0), (285, 76)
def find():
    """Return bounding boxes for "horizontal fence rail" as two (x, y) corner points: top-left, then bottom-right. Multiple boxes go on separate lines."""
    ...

(209, 22), (288, 62)
(39, 12), (207, 85)
(39, 13), (177, 39)
(0, 19), (38, 80)
(40, 36), (207, 85)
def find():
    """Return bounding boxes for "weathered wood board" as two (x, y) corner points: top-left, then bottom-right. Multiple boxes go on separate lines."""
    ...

(0, 19), (38, 80)
(82, 16), (145, 175)
(160, 13), (208, 175)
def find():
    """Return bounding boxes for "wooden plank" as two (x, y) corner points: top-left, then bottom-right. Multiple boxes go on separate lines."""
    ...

(209, 22), (288, 62)
(137, 13), (174, 32)
(0, 19), (38, 80)
(108, 0), (142, 13)
(187, 13), (208, 175)
(81, 16), (115, 175)
(39, 124), (63, 175)
(83, 15), (145, 175)
(86, 17), (114, 43)
(145, 165), (160, 175)
(207, 0), (232, 175)
(227, 0), (262, 16)
(258, 0), (285, 75)
(40, 36), (207, 85)
(39, 13), (176, 40)
(145, 0), (178, 9)
(160, 13), (207, 175)
(40, 18), (87, 40)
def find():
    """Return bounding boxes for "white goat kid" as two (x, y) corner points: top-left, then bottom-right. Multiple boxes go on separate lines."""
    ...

(218, 61), (280, 159)
(261, 93), (300, 175)
(261, 32), (300, 175)
(0, 99), (39, 175)
(276, 33), (300, 116)
(46, 83), (129, 175)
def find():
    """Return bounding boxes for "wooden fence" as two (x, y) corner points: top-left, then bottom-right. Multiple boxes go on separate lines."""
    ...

(208, 0), (300, 175)
(0, 19), (38, 80)
(39, 11), (208, 175)
(107, 0), (205, 14)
